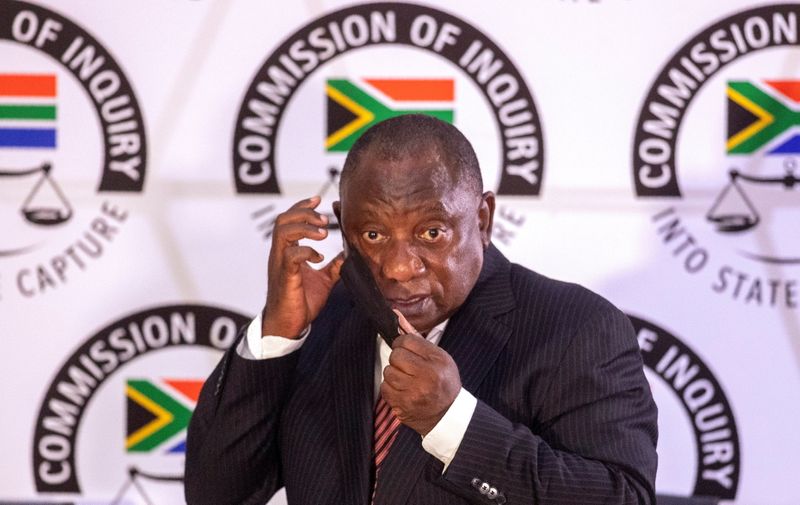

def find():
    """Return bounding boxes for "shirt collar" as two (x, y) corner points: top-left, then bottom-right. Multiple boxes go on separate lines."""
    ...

(424, 319), (449, 346)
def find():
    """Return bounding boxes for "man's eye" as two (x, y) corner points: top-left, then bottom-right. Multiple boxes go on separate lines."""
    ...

(362, 230), (384, 242)
(421, 228), (442, 241)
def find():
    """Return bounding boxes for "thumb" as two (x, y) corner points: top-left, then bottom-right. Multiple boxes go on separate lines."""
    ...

(323, 251), (345, 283)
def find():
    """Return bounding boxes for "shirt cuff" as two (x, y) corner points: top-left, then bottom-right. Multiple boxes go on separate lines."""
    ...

(421, 387), (478, 472)
(235, 313), (309, 360)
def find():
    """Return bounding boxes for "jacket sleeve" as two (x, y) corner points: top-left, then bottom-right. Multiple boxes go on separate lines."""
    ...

(184, 328), (300, 505)
(437, 305), (658, 504)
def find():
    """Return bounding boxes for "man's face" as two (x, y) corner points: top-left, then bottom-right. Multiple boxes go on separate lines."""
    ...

(335, 148), (494, 333)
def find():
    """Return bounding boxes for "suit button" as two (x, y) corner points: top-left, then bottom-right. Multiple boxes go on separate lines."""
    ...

(471, 478), (481, 489)
(487, 487), (498, 499)
(495, 493), (507, 504)
(479, 482), (490, 494)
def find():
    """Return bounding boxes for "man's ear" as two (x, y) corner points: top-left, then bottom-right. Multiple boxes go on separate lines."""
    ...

(332, 201), (342, 224)
(332, 201), (353, 255)
(478, 191), (495, 248)
(333, 201), (345, 249)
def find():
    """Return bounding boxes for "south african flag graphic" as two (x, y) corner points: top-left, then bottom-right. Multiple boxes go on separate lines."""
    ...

(126, 378), (202, 454)
(727, 80), (800, 155)
(326, 78), (454, 152)
(0, 74), (57, 148)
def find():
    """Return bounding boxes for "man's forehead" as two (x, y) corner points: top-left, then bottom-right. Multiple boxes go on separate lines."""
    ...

(349, 196), (452, 214)
(341, 181), (473, 224)
(343, 172), (457, 207)
(343, 150), (456, 193)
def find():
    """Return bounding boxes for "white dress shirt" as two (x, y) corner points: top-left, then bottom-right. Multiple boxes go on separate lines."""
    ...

(237, 315), (477, 471)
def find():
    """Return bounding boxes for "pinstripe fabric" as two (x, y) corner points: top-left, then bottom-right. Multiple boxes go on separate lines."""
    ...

(185, 245), (658, 505)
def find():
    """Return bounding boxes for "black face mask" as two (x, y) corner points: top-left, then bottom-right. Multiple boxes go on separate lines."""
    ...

(339, 238), (399, 346)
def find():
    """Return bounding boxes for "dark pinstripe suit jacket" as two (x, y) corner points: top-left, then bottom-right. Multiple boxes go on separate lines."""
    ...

(185, 245), (658, 505)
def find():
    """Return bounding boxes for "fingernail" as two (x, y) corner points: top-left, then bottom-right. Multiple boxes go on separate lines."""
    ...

(318, 228), (326, 234)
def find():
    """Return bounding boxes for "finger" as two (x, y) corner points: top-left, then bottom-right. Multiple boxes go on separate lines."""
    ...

(288, 195), (321, 210)
(393, 309), (418, 335)
(380, 380), (403, 406)
(274, 207), (329, 228)
(392, 333), (433, 357)
(321, 252), (345, 283)
(274, 222), (328, 244)
(283, 246), (324, 273)
(382, 364), (412, 390)
(388, 346), (425, 374)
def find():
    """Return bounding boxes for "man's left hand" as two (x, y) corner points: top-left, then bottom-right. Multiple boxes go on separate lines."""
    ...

(380, 313), (462, 436)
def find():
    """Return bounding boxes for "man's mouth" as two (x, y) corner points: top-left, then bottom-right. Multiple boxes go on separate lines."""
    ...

(387, 295), (429, 315)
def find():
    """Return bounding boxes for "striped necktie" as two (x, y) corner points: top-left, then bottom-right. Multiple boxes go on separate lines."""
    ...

(371, 324), (444, 501)
(372, 393), (401, 500)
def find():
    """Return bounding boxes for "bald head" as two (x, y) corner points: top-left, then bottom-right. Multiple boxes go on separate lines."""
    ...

(339, 114), (483, 197)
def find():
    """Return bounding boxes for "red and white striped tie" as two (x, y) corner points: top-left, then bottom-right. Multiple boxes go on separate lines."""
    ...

(372, 394), (401, 500)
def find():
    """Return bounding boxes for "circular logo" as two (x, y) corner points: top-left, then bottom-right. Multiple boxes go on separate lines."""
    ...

(231, 2), (543, 254)
(31, 304), (248, 499)
(632, 4), (800, 308)
(631, 315), (741, 500)
(0, 0), (147, 300)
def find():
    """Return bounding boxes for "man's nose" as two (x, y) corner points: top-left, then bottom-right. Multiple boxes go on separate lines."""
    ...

(381, 240), (425, 282)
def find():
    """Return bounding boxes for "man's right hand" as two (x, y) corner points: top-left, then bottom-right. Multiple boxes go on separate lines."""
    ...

(261, 196), (344, 338)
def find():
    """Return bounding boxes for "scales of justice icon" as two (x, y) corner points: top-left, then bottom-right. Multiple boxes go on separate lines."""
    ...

(109, 466), (184, 505)
(706, 158), (799, 233)
(0, 161), (72, 226)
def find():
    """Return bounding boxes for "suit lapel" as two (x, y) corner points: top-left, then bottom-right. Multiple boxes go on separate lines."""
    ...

(377, 245), (516, 505)
(332, 307), (376, 505)
(440, 244), (515, 392)
(373, 424), (431, 505)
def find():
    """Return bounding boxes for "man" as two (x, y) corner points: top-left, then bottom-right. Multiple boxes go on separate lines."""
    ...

(185, 115), (658, 504)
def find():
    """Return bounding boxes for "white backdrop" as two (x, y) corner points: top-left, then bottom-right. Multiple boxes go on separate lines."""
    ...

(1, 1), (799, 504)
